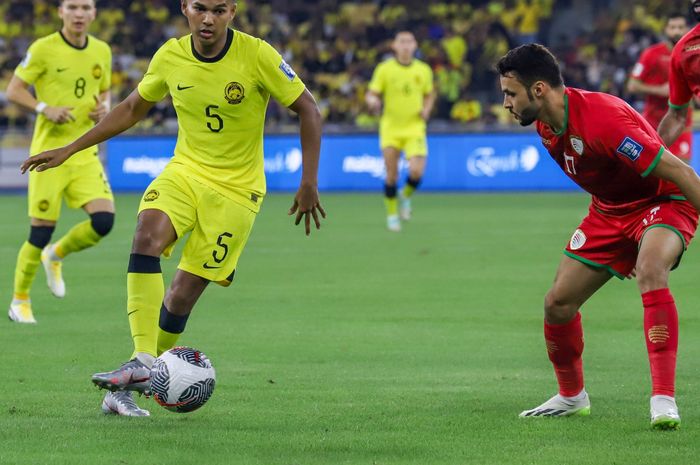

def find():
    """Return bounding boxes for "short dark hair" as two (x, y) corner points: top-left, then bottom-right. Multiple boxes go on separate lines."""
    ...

(496, 43), (564, 89)
(666, 11), (688, 22)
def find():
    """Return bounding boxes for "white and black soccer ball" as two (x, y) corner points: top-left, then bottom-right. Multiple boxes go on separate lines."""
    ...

(150, 347), (216, 413)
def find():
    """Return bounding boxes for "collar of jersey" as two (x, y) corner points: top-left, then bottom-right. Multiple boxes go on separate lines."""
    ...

(59, 30), (88, 50)
(553, 90), (569, 137)
(190, 28), (234, 63)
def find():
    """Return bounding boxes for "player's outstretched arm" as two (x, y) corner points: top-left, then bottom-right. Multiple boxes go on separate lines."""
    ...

(650, 149), (700, 213)
(21, 89), (155, 173)
(7, 75), (74, 124)
(657, 106), (688, 147)
(287, 89), (326, 236)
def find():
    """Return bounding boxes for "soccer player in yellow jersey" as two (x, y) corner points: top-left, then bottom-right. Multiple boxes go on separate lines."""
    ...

(366, 31), (435, 232)
(22, 0), (325, 416)
(6, 0), (114, 324)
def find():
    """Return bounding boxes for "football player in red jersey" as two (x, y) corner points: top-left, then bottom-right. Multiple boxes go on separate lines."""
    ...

(497, 43), (700, 430)
(659, 1), (700, 150)
(628, 13), (691, 161)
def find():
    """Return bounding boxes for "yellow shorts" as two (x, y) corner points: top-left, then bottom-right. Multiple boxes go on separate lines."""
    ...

(138, 165), (257, 285)
(379, 133), (428, 158)
(28, 155), (113, 221)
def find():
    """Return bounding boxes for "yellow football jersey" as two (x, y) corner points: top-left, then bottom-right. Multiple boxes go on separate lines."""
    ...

(137, 29), (306, 212)
(15, 32), (112, 164)
(368, 58), (434, 136)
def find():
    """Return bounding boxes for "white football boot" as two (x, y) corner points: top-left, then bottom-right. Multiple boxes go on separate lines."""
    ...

(650, 395), (680, 430)
(399, 195), (412, 221)
(102, 391), (150, 417)
(41, 244), (65, 298)
(8, 299), (36, 324)
(519, 390), (591, 418)
(387, 214), (401, 232)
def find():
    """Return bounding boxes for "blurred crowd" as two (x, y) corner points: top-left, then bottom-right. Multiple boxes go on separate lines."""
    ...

(0, 0), (695, 131)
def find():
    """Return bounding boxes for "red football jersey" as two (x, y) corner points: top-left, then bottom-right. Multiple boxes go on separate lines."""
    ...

(537, 87), (684, 216)
(669, 23), (700, 108)
(631, 42), (691, 128)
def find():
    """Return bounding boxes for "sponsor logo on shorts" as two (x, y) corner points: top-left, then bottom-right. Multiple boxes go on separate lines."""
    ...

(569, 228), (586, 250)
(616, 136), (643, 161)
(38, 199), (50, 212)
(224, 81), (245, 104)
(648, 324), (670, 344)
(570, 136), (584, 155)
(144, 189), (159, 202)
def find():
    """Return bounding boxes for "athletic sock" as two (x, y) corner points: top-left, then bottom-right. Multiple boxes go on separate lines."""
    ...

(402, 176), (421, 198)
(157, 304), (190, 355)
(384, 183), (398, 216)
(54, 220), (102, 258)
(642, 288), (678, 397)
(13, 242), (42, 298)
(544, 312), (585, 397)
(127, 254), (163, 359)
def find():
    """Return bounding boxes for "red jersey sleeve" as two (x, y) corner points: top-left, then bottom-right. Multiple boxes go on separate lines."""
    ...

(590, 103), (665, 178)
(630, 48), (653, 83)
(668, 43), (693, 108)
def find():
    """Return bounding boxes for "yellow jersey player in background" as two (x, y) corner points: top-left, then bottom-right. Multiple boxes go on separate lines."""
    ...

(22, 0), (325, 417)
(6, 0), (114, 324)
(366, 31), (435, 232)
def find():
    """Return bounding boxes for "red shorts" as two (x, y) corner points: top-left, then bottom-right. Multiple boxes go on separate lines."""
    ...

(564, 200), (698, 279)
(668, 132), (692, 161)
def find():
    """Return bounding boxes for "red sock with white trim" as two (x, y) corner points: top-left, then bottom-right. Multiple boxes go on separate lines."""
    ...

(544, 312), (584, 397)
(642, 288), (678, 397)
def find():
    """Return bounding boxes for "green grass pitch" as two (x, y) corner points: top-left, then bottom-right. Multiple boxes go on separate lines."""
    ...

(1, 192), (699, 464)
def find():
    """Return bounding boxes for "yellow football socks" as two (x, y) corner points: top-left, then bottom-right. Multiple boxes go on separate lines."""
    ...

(55, 220), (102, 258)
(13, 242), (41, 298)
(384, 197), (398, 216)
(128, 272), (164, 358)
(157, 329), (181, 356)
(402, 184), (416, 198)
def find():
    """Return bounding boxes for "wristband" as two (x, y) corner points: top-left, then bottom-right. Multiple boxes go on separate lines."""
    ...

(35, 102), (47, 114)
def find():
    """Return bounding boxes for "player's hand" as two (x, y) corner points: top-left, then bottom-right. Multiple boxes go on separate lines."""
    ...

(89, 95), (108, 123)
(288, 182), (326, 236)
(366, 93), (382, 114)
(42, 106), (75, 124)
(21, 146), (72, 173)
(420, 107), (431, 121)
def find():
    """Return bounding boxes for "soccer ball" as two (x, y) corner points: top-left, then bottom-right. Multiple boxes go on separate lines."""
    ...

(150, 346), (216, 413)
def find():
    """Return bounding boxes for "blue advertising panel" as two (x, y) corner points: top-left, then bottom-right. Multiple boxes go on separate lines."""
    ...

(105, 132), (630, 192)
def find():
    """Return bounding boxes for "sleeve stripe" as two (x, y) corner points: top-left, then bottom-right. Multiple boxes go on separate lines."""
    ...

(641, 146), (664, 178)
(668, 100), (690, 110)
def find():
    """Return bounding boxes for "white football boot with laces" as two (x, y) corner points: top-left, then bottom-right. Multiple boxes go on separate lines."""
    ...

(102, 391), (150, 417)
(399, 196), (412, 221)
(8, 299), (37, 324)
(387, 214), (401, 232)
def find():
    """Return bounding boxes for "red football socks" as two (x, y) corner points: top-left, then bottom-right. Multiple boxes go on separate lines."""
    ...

(642, 288), (678, 397)
(544, 312), (584, 397)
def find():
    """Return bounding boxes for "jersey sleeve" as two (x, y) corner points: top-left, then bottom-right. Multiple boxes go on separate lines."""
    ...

(630, 49), (652, 83)
(591, 104), (665, 178)
(422, 64), (434, 95)
(100, 44), (112, 93)
(256, 40), (305, 107)
(668, 43), (693, 109)
(137, 42), (171, 103)
(14, 41), (46, 85)
(368, 63), (385, 94)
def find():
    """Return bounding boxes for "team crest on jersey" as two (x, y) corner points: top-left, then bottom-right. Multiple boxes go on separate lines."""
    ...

(570, 136), (584, 155)
(616, 136), (643, 161)
(224, 82), (245, 104)
(38, 199), (49, 212)
(144, 189), (159, 202)
(569, 228), (586, 250)
(92, 64), (102, 80)
(279, 60), (296, 81)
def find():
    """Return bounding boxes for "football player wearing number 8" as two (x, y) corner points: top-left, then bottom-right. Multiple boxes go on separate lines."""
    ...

(22, 0), (326, 417)
(6, 0), (114, 324)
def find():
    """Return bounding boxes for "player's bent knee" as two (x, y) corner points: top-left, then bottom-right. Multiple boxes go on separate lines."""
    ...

(90, 211), (115, 237)
(28, 225), (55, 249)
(636, 265), (670, 293)
(544, 291), (578, 324)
